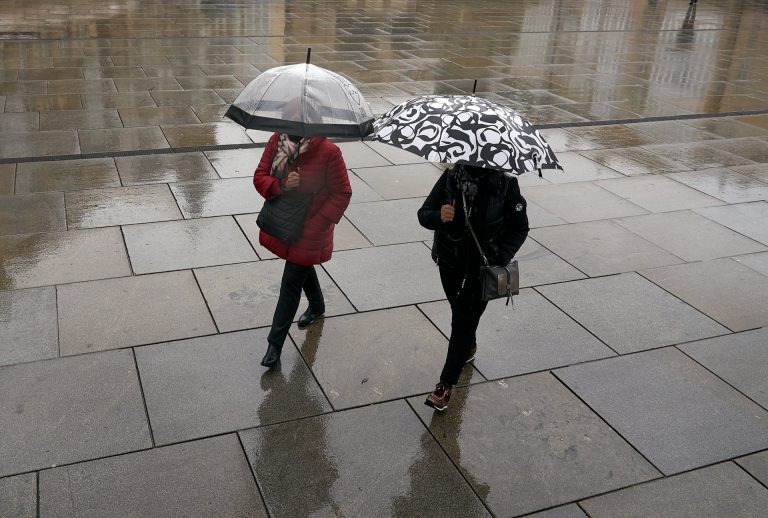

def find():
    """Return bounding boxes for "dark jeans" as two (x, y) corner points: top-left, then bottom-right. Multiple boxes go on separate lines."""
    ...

(267, 261), (325, 349)
(439, 266), (488, 386)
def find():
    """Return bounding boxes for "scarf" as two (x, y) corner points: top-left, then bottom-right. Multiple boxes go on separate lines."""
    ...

(270, 133), (311, 178)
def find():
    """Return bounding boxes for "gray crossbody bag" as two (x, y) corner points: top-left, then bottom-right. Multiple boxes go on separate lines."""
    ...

(461, 190), (520, 305)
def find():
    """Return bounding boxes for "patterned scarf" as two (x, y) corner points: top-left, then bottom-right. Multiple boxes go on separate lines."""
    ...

(271, 133), (311, 178)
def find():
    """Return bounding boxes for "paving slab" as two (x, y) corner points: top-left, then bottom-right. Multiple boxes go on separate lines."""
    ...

(679, 328), (768, 409)
(631, 120), (721, 143)
(205, 147), (263, 178)
(351, 163), (443, 199)
(547, 152), (624, 183)
(118, 106), (200, 127)
(323, 243), (444, 311)
(0, 227), (131, 291)
(0, 192), (66, 236)
(0, 112), (39, 134)
(40, 109), (123, 131)
(731, 163), (768, 183)
(581, 462), (768, 518)
(38, 435), (267, 518)
(641, 259), (768, 332)
(335, 140), (391, 168)
(291, 307), (482, 409)
(345, 197), (432, 245)
(162, 122), (251, 148)
(16, 158), (120, 193)
(0, 286), (58, 367)
(732, 252), (768, 277)
(170, 177), (263, 218)
(556, 347), (768, 475)
(643, 142), (751, 170)
(5, 93), (82, 112)
(0, 164), (14, 196)
(615, 210), (766, 262)
(737, 450), (768, 487)
(523, 183), (647, 223)
(684, 118), (768, 139)
(409, 374), (660, 517)
(80, 92), (155, 110)
(538, 128), (600, 153)
(347, 171), (384, 203)
(531, 220), (682, 276)
(78, 127), (169, 153)
(136, 329), (330, 444)
(538, 273), (729, 354)
(0, 349), (151, 478)
(123, 216), (256, 274)
(596, 175), (724, 213)
(65, 184), (182, 228)
(239, 401), (490, 518)
(115, 152), (218, 185)
(665, 168), (768, 204)
(708, 137), (768, 163)
(0, 473), (36, 518)
(525, 199), (567, 227)
(526, 505), (588, 518)
(514, 237), (586, 287)
(58, 270), (216, 354)
(363, 140), (428, 164)
(695, 202), (768, 246)
(194, 260), (354, 332)
(420, 288), (613, 379)
(0, 130), (80, 159)
(565, 125), (661, 148)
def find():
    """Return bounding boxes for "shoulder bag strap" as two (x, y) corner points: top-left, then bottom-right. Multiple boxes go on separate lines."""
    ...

(461, 190), (489, 267)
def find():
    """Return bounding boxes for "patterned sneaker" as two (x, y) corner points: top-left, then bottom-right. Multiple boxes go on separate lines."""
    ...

(465, 342), (477, 364)
(425, 383), (452, 411)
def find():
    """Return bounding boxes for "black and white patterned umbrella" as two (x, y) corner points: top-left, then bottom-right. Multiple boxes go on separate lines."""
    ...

(225, 63), (374, 138)
(373, 95), (562, 175)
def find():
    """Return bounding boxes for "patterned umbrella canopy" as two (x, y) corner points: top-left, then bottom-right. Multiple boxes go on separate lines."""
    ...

(225, 63), (374, 138)
(373, 95), (562, 175)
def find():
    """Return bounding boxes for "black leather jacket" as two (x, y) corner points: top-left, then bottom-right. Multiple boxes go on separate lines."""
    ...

(418, 168), (529, 273)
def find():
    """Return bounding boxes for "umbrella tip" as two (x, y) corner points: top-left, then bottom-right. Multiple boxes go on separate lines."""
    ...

(472, 79), (478, 95)
(306, 47), (311, 64)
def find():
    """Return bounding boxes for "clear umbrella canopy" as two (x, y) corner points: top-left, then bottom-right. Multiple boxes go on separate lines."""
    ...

(226, 63), (374, 138)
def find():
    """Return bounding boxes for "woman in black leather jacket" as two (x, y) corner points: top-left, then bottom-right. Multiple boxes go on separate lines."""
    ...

(417, 164), (529, 411)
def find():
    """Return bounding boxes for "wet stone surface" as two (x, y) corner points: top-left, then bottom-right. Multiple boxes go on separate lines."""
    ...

(2, 1), (768, 515)
(239, 401), (491, 518)
(409, 373), (660, 517)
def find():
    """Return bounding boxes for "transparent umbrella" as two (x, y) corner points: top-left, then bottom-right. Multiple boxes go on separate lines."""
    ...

(226, 55), (374, 138)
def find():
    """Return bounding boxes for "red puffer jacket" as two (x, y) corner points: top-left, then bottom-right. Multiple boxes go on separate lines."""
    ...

(253, 133), (351, 266)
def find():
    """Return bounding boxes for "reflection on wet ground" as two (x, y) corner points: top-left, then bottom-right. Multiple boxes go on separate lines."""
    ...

(1, 1), (768, 517)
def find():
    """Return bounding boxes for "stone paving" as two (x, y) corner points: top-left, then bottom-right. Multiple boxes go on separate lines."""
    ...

(1, 0), (768, 517)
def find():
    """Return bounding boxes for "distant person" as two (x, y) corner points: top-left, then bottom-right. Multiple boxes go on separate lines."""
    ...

(417, 164), (529, 411)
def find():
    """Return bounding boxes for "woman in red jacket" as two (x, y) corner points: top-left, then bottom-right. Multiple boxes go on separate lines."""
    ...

(253, 132), (351, 367)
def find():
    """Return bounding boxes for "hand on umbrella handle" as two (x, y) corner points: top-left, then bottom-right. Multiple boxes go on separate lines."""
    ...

(284, 171), (300, 190)
(440, 200), (455, 223)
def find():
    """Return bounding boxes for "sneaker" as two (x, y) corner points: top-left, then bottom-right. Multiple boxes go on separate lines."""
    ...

(465, 342), (477, 364)
(425, 383), (452, 411)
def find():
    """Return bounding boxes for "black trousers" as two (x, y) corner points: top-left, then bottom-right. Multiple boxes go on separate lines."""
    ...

(267, 261), (325, 349)
(439, 266), (488, 385)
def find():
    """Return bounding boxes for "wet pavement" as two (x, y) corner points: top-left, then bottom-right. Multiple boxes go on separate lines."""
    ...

(1, 0), (768, 517)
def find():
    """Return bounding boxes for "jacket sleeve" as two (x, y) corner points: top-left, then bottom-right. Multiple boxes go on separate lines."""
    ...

(417, 171), (449, 230)
(253, 134), (284, 200)
(495, 177), (529, 264)
(315, 145), (352, 224)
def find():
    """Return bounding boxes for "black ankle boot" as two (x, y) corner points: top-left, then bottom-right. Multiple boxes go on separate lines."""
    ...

(261, 344), (282, 367)
(297, 307), (325, 328)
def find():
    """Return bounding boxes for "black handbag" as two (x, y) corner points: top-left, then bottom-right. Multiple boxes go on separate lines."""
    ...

(461, 190), (520, 305)
(257, 190), (314, 244)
